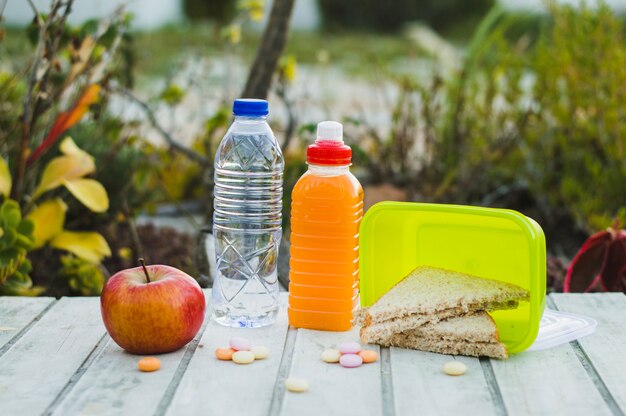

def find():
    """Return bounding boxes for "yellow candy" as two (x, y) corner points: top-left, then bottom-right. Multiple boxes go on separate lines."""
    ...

(285, 377), (309, 392)
(443, 361), (467, 376)
(321, 349), (341, 363)
(232, 350), (255, 364)
(251, 345), (269, 360)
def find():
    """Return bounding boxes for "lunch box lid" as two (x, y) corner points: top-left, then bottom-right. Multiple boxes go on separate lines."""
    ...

(359, 202), (546, 354)
(527, 308), (597, 351)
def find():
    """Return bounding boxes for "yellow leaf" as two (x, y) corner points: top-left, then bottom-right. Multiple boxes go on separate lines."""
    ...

(59, 137), (90, 158)
(279, 55), (297, 83)
(249, 9), (264, 22)
(50, 231), (111, 264)
(0, 157), (11, 197)
(63, 179), (109, 213)
(33, 152), (95, 199)
(227, 24), (241, 44)
(27, 198), (67, 248)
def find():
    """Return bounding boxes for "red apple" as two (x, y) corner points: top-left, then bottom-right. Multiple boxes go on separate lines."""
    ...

(100, 261), (205, 354)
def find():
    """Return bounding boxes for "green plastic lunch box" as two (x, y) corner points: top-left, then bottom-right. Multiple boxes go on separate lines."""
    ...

(359, 202), (546, 354)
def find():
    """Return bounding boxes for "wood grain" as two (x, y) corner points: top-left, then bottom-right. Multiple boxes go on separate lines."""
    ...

(0, 296), (55, 351)
(390, 348), (498, 416)
(51, 293), (211, 416)
(166, 293), (290, 416)
(491, 342), (611, 416)
(551, 293), (626, 414)
(0, 297), (105, 416)
(279, 328), (383, 416)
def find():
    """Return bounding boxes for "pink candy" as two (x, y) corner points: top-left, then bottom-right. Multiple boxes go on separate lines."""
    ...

(229, 337), (252, 351)
(338, 342), (361, 355)
(339, 353), (363, 368)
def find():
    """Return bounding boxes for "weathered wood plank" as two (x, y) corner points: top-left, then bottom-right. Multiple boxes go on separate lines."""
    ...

(279, 328), (383, 416)
(551, 293), (626, 414)
(166, 293), (290, 416)
(0, 297), (105, 416)
(0, 296), (55, 351)
(491, 342), (611, 416)
(50, 293), (211, 416)
(390, 348), (498, 416)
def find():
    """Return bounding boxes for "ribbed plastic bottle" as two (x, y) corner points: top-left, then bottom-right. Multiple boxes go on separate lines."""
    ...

(212, 99), (284, 328)
(288, 121), (364, 331)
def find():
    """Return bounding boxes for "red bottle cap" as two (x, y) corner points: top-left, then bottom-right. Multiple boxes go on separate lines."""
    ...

(306, 121), (352, 165)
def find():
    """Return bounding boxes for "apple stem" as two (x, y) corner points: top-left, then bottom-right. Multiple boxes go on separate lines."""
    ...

(138, 258), (151, 283)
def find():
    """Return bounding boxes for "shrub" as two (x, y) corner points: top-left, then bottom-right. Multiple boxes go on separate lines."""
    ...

(318, 0), (495, 33)
(353, 2), (626, 255)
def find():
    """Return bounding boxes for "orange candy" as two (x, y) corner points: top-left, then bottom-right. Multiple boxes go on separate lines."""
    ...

(358, 350), (379, 363)
(215, 347), (236, 361)
(138, 357), (161, 372)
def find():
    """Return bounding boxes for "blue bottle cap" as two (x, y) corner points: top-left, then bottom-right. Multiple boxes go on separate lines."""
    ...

(233, 99), (269, 117)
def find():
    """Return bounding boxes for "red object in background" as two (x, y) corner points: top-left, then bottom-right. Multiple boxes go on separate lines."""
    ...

(27, 84), (101, 165)
(564, 220), (626, 292)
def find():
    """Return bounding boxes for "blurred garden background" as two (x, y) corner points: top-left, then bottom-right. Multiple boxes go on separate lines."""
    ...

(0, 0), (625, 297)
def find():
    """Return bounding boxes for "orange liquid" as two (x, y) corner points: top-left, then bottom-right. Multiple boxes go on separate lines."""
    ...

(288, 168), (363, 331)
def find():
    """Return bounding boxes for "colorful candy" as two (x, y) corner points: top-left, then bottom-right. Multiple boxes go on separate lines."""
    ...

(137, 357), (161, 372)
(321, 348), (341, 363)
(215, 347), (236, 361)
(339, 353), (363, 368)
(285, 377), (309, 392)
(229, 337), (252, 351)
(232, 350), (255, 364)
(443, 361), (467, 376)
(338, 342), (361, 355)
(251, 345), (269, 360)
(358, 349), (378, 363)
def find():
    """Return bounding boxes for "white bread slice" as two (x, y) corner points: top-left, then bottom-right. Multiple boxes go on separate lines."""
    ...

(359, 299), (517, 343)
(382, 336), (508, 359)
(376, 312), (508, 359)
(412, 311), (501, 343)
(359, 266), (529, 325)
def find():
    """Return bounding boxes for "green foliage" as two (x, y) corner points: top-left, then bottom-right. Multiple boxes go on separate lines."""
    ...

(359, 2), (626, 238)
(159, 84), (186, 106)
(526, 3), (626, 230)
(319, 0), (495, 33)
(55, 254), (105, 296)
(183, 0), (237, 23)
(0, 200), (41, 295)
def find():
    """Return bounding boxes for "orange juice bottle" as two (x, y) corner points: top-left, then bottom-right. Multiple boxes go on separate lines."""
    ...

(288, 121), (364, 331)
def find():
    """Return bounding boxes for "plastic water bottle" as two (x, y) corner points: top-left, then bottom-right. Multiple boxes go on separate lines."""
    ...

(211, 99), (284, 327)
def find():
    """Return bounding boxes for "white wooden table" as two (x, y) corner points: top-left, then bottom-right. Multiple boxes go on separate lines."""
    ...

(0, 292), (624, 416)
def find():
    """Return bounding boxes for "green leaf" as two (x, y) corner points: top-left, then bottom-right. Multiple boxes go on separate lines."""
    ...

(18, 218), (34, 236)
(1, 200), (21, 228)
(159, 84), (186, 105)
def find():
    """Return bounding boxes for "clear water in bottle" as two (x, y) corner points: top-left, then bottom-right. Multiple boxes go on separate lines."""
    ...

(212, 99), (284, 328)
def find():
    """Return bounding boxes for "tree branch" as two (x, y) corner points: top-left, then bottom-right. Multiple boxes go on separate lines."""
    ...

(241, 0), (295, 99)
(274, 81), (296, 150)
(115, 87), (211, 167)
(11, 0), (61, 201)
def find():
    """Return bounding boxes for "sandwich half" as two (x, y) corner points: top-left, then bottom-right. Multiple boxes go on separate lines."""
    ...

(358, 266), (529, 344)
(380, 311), (508, 359)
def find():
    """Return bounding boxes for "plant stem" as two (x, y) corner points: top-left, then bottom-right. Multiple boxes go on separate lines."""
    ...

(138, 258), (151, 283)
